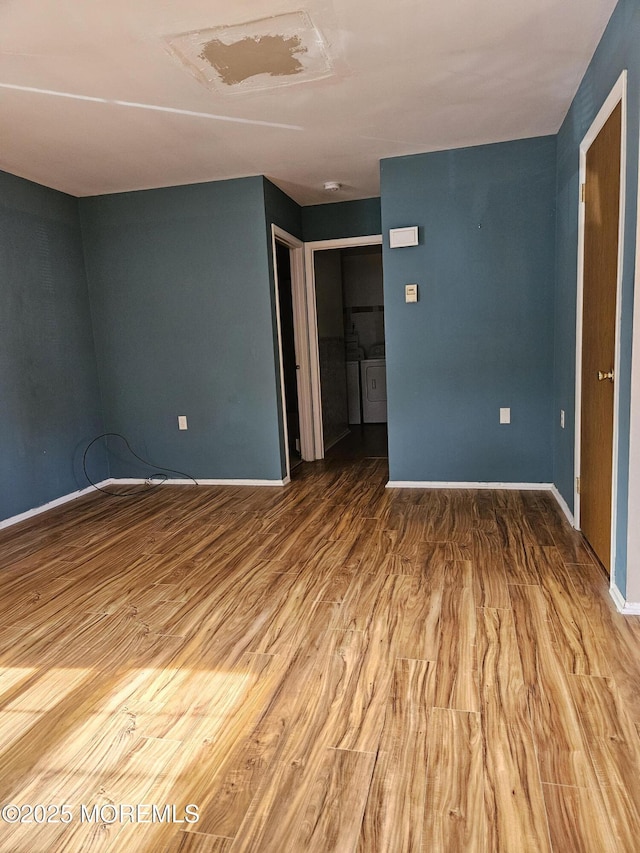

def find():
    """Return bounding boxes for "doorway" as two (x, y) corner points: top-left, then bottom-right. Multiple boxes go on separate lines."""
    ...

(304, 235), (387, 460)
(271, 225), (313, 480)
(575, 73), (627, 576)
(275, 242), (302, 470)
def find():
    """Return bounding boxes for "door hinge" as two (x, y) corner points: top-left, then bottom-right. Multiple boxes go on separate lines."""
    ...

(576, 476), (581, 495)
(581, 182), (586, 203)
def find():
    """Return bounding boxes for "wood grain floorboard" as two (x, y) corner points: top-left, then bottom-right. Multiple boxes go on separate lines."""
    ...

(465, 530), (511, 609)
(543, 506), (597, 563)
(423, 707), (486, 852)
(567, 673), (640, 849)
(434, 573), (479, 712)
(393, 573), (444, 661)
(509, 582), (599, 788)
(1, 458), (640, 851)
(536, 547), (611, 677)
(565, 561), (640, 725)
(166, 833), (233, 853)
(477, 607), (551, 852)
(288, 747), (375, 853)
(357, 658), (435, 852)
(542, 783), (618, 853)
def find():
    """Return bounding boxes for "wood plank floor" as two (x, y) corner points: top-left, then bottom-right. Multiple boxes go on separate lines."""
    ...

(1, 455), (640, 851)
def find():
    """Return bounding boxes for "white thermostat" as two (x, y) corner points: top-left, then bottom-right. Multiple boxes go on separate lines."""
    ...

(389, 226), (419, 248)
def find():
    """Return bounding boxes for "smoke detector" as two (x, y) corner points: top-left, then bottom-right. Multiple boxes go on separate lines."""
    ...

(323, 181), (342, 192)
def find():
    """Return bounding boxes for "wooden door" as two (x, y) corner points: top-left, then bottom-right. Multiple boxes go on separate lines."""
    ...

(580, 101), (622, 573)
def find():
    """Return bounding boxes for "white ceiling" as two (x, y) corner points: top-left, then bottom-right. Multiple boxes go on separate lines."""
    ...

(0, 0), (618, 205)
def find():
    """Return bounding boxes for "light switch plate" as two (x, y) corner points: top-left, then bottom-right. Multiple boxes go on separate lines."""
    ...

(405, 283), (418, 303)
(500, 407), (510, 424)
(178, 415), (188, 430)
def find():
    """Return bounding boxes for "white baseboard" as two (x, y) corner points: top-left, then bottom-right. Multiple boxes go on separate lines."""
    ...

(609, 583), (640, 614)
(197, 478), (287, 486)
(610, 584), (626, 611)
(0, 480), (111, 531)
(386, 481), (554, 491)
(549, 485), (575, 526)
(113, 477), (288, 487)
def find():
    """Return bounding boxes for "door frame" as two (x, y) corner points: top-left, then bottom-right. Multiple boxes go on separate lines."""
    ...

(271, 225), (314, 477)
(574, 70), (627, 585)
(304, 234), (383, 458)
(625, 125), (640, 604)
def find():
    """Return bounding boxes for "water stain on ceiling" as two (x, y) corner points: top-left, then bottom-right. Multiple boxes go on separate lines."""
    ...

(166, 11), (331, 95)
(200, 34), (308, 86)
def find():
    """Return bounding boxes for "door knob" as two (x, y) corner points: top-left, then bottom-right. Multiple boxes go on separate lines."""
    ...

(598, 370), (614, 382)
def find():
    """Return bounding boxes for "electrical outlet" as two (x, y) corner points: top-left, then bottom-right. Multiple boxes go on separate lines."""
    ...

(500, 407), (511, 424)
(178, 415), (188, 430)
(560, 409), (565, 429)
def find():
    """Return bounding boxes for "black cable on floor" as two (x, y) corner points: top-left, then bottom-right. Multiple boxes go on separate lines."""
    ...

(83, 432), (198, 497)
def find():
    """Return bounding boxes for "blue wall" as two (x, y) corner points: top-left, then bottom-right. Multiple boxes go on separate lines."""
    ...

(554, 0), (640, 595)
(381, 137), (557, 483)
(80, 177), (286, 482)
(302, 198), (381, 241)
(264, 179), (303, 242)
(0, 170), (105, 521)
